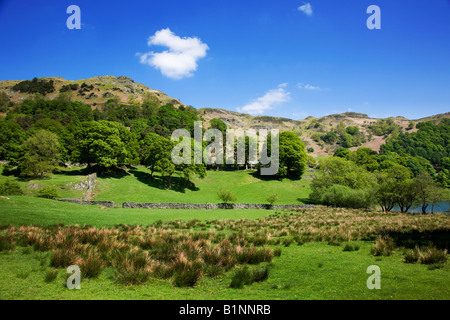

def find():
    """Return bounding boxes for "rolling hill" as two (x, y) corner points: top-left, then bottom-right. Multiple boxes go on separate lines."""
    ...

(1, 75), (448, 157)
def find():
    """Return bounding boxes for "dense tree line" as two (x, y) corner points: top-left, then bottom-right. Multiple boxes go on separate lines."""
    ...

(311, 152), (449, 213)
(0, 95), (308, 187)
(380, 119), (449, 186)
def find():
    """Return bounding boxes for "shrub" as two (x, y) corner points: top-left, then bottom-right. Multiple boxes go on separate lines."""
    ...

(236, 247), (273, 264)
(283, 238), (293, 247)
(251, 265), (270, 283)
(217, 189), (237, 203)
(173, 260), (203, 287)
(266, 194), (279, 205)
(78, 252), (103, 278)
(418, 245), (447, 265)
(273, 247), (282, 257)
(229, 265), (270, 289)
(36, 186), (60, 199)
(12, 78), (55, 95)
(0, 234), (14, 251)
(230, 265), (253, 289)
(321, 185), (373, 209)
(371, 235), (394, 256)
(50, 249), (76, 268)
(403, 248), (419, 263)
(114, 249), (151, 285)
(115, 263), (150, 286)
(343, 244), (360, 252)
(0, 180), (24, 196)
(44, 269), (59, 283)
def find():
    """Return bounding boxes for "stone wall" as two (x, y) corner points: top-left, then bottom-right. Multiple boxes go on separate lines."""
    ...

(56, 198), (115, 208)
(122, 202), (314, 210)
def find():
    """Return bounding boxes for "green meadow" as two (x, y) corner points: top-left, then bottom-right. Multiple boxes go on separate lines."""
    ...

(0, 166), (448, 300)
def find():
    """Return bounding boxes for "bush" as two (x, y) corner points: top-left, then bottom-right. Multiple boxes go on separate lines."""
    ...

(78, 252), (103, 278)
(115, 264), (150, 286)
(266, 194), (279, 205)
(0, 180), (24, 196)
(320, 184), (373, 209)
(44, 269), (59, 283)
(230, 265), (253, 289)
(418, 245), (447, 265)
(404, 248), (419, 263)
(229, 265), (270, 289)
(371, 235), (394, 256)
(0, 234), (14, 251)
(12, 78), (55, 95)
(173, 260), (203, 287)
(114, 250), (151, 285)
(343, 244), (360, 252)
(50, 249), (76, 268)
(282, 238), (293, 247)
(36, 186), (60, 199)
(251, 265), (270, 283)
(217, 189), (237, 203)
(273, 247), (282, 257)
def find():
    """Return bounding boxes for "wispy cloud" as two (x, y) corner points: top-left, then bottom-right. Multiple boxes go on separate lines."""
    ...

(238, 84), (291, 115)
(298, 3), (313, 16)
(298, 83), (320, 90)
(137, 28), (209, 80)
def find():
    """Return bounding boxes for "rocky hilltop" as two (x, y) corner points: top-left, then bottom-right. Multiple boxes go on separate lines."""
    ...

(0, 75), (182, 107)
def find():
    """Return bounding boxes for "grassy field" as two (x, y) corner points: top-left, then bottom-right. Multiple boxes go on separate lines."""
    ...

(91, 167), (313, 204)
(0, 168), (448, 300)
(1, 240), (448, 300)
(0, 197), (449, 300)
(0, 196), (273, 227)
(0, 165), (313, 205)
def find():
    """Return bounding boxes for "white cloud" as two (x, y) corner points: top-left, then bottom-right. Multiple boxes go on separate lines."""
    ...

(238, 84), (291, 115)
(138, 28), (209, 80)
(298, 3), (313, 16)
(298, 83), (320, 90)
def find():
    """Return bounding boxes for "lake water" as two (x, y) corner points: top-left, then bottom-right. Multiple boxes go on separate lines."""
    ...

(392, 201), (449, 214)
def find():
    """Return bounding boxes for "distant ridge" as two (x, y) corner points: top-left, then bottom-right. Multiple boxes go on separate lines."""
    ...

(1, 75), (448, 157)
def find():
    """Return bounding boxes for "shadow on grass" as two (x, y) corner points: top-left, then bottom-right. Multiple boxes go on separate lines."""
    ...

(248, 170), (302, 181)
(297, 197), (315, 204)
(57, 166), (94, 176)
(385, 229), (449, 250)
(129, 169), (199, 193)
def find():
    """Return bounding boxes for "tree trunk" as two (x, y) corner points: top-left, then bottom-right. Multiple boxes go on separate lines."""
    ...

(421, 203), (428, 214)
(167, 173), (172, 189)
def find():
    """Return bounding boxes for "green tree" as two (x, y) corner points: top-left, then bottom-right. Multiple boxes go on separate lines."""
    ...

(414, 172), (449, 214)
(279, 131), (307, 178)
(372, 172), (397, 212)
(73, 121), (139, 172)
(19, 130), (60, 178)
(209, 118), (227, 133)
(310, 157), (376, 205)
(0, 118), (24, 162)
(141, 133), (173, 178)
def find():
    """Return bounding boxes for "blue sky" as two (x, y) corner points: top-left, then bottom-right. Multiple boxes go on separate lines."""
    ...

(0, 0), (449, 120)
